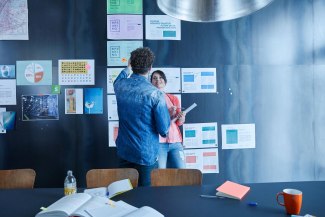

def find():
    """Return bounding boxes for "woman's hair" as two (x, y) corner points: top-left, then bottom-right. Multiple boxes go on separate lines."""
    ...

(130, 47), (155, 74)
(150, 70), (167, 84)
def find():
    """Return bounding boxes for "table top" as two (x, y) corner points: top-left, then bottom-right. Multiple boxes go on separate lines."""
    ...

(0, 181), (323, 217)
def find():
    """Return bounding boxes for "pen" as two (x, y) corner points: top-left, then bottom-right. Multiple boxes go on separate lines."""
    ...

(200, 194), (224, 199)
(247, 202), (258, 206)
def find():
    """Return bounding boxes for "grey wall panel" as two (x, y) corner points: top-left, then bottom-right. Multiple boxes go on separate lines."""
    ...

(314, 0), (325, 64)
(237, 0), (314, 65)
(241, 66), (315, 182)
(314, 65), (325, 180)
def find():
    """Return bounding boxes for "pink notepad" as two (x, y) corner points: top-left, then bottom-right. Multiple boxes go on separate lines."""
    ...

(216, 181), (250, 200)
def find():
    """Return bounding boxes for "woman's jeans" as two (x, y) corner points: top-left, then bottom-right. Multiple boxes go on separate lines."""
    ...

(158, 142), (186, 169)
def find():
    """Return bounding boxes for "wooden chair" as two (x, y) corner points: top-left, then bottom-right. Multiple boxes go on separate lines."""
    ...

(0, 169), (36, 189)
(86, 168), (139, 188)
(151, 169), (202, 186)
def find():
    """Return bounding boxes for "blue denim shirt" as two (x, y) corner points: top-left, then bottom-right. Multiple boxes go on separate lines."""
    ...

(113, 68), (170, 166)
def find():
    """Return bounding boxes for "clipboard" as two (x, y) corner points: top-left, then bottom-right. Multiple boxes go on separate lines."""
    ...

(171, 103), (197, 123)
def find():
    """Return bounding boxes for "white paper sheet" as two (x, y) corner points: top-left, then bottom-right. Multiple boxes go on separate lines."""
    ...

(184, 148), (219, 173)
(108, 121), (119, 147)
(0, 0), (29, 40)
(107, 68), (124, 94)
(65, 88), (83, 114)
(183, 122), (218, 148)
(107, 95), (118, 120)
(221, 124), (256, 149)
(107, 41), (143, 66)
(145, 15), (181, 40)
(59, 59), (95, 85)
(107, 15), (143, 40)
(0, 79), (16, 105)
(181, 68), (217, 93)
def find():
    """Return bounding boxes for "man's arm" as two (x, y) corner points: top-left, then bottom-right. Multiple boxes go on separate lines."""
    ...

(113, 60), (132, 85)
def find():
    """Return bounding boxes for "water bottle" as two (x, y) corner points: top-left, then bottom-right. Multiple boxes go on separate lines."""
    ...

(64, 170), (77, 195)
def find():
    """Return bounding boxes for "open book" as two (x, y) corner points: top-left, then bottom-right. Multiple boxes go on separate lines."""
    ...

(35, 193), (110, 217)
(35, 193), (163, 217)
(84, 179), (133, 199)
(216, 181), (250, 200)
(85, 200), (164, 217)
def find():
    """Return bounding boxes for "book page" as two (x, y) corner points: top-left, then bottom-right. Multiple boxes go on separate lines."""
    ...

(84, 187), (107, 197)
(125, 206), (164, 217)
(73, 196), (109, 217)
(107, 179), (133, 198)
(85, 200), (137, 217)
(35, 193), (91, 217)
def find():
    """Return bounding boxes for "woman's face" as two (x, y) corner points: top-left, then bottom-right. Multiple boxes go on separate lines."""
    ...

(151, 72), (166, 90)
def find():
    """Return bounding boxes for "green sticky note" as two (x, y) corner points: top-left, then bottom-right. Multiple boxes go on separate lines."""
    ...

(52, 85), (61, 94)
(107, 0), (143, 14)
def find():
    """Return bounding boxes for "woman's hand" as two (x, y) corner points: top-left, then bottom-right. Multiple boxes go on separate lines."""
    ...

(176, 112), (186, 124)
(169, 106), (177, 116)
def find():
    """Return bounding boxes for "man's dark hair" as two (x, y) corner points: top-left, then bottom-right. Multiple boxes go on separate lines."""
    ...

(130, 47), (155, 74)
(150, 70), (167, 84)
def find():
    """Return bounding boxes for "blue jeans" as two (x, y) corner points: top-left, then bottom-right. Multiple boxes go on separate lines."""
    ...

(119, 158), (158, 186)
(158, 142), (186, 169)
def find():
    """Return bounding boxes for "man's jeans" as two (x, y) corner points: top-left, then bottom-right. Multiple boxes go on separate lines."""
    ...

(119, 158), (158, 186)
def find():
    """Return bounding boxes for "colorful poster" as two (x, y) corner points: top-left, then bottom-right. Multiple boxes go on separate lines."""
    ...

(0, 65), (15, 78)
(84, 88), (103, 114)
(107, 15), (143, 40)
(183, 122), (218, 148)
(108, 121), (119, 147)
(0, 107), (6, 133)
(65, 88), (83, 114)
(0, 79), (16, 105)
(107, 95), (118, 120)
(107, 0), (142, 14)
(0, 0), (28, 40)
(59, 59), (95, 85)
(22, 95), (59, 121)
(221, 124), (256, 149)
(107, 41), (143, 66)
(184, 148), (219, 173)
(16, 60), (52, 85)
(145, 15), (181, 40)
(150, 68), (181, 93)
(181, 68), (217, 93)
(2, 111), (16, 130)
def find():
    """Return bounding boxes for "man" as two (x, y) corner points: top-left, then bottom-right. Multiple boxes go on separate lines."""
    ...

(113, 47), (170, 186)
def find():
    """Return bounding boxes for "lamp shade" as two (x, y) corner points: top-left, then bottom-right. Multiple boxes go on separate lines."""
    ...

(157, 0), (275, 22)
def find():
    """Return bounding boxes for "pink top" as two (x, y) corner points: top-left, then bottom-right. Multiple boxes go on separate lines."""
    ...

(159, 93), (183, 143)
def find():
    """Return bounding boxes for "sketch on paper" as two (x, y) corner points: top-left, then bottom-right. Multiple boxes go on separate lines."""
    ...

(0, 0), (28, 40)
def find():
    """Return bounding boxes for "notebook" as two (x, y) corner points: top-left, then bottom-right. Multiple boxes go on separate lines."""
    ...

(216, 181), (250, 200)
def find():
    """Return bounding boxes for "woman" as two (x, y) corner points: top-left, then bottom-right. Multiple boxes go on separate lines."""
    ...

(151, 70), (186, 168)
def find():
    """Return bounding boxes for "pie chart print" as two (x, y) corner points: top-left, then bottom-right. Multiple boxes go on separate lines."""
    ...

(25, 63), (44, 83)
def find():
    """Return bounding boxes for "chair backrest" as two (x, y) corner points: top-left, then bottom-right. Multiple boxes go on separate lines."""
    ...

(86, 168), (139, 188)
(151, 169), (202, 186)
(0, 169), (36, 189)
